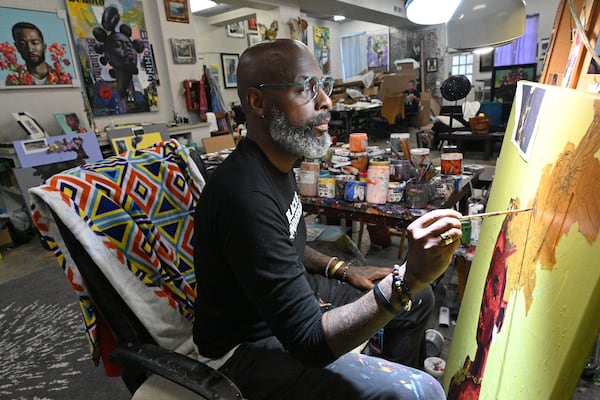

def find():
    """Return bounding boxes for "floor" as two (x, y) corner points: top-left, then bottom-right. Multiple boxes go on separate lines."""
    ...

(0, 129), (598, 399)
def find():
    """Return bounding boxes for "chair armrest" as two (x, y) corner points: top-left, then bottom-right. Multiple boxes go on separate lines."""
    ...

(110, 343), (244, 399)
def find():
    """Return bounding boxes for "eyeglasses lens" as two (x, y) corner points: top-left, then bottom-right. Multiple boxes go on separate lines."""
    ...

(305, 77), (334, 99)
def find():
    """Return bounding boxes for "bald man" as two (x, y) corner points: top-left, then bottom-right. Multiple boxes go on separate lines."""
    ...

(193, 39), (461, 399)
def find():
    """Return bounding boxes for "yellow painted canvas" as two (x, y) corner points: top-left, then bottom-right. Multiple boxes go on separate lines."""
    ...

(111, 132), (163, 156)
(445, 82), (600, 399)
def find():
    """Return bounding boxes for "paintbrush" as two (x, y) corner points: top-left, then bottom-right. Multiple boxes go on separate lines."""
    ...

(459, 207), (533, 220)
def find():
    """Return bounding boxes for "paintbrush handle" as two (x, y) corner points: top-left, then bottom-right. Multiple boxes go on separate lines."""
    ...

(459, 208), (533, 220)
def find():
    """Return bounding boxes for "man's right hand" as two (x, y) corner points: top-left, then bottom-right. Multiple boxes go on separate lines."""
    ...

(403, 209), (462, 293)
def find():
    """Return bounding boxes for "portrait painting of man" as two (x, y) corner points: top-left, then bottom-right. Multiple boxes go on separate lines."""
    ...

(0, 7), (77, 88)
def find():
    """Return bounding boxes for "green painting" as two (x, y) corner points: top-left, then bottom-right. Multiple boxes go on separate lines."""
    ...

(446, 82), (600, 399)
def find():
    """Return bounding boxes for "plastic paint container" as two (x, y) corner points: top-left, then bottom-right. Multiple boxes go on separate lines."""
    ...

(344, 180), (366, 202)
(410, 148), (431, 166)
(318, 177), (336, 198)
(425, 328), (444, 357)
(424, 357), (446, 380)
(387, 181), (405, 203)
(366, 161), (390, 204)
(349, 133), (368, 152)
(350, 151), (369, 172)
(440, 152), (463, 175)
(298, 161), (319, 196)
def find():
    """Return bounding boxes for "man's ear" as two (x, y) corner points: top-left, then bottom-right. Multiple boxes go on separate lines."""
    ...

(246, 87), (266, 118)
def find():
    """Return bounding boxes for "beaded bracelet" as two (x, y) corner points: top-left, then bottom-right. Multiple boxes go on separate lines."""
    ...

(324, 257), (338, 278)
(340, 265), (350, 282)
(392, 264), (413, 312)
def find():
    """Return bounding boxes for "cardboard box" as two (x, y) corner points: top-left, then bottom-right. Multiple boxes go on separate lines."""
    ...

(378, 73), (416, 100)
(412, 92), (432, 127)
(0, 225), (13, 248)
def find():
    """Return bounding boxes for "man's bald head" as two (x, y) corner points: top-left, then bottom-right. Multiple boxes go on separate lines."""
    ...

(237, 39), (316, 107)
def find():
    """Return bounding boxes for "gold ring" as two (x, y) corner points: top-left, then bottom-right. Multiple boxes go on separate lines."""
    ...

(440, 231), (453, 246)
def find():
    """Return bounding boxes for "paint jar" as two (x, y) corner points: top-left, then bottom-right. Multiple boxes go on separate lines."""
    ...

(318, 177), (336, 198)
(405, 181), (432, 209)
(335, 175), (354, 199)
(349, 132), (368, 152)
(344, 180), (366, 202)
(424, 357), (446, 381)
(298, 161), (319, 197)
(440, 152), (463, 175)
(350, 151), (369, 172)
(387, 181), (405, 203)
(425, 329), (444, 357)
(460, 219), (472, 246)
(390, 132), (409, 158)
(410, 148), (431, 166)
(366, 161), (390, 204)
(433, 176), (456, 201)
(390, 159), (414, 182)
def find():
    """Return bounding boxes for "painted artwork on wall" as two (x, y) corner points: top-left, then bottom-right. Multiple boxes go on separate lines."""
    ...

(490, 63), (536, 103)
(445, 82), (600, 399)
(65, 1), (159, 116)
(313, 26), (330, 74)
(111, 131), (162, 155)
(0, 7), (79, 89)
(367, 33), (389, 68)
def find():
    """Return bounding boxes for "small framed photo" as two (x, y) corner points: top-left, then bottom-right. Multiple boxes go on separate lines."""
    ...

(248, 17), (258, 31)
(12, 112), (46, 138)
(55, 113), (85, 134)
(426, 58), (438, 73)
(221, 53), (239, 88)
(164, 0), (189, 23)
(226, 22), (245, 38)
(170, 38), (196, 64)
(247, 33), (261, 47)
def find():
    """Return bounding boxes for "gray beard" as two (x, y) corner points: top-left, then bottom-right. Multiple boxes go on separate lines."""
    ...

(269, 107), (332, 159)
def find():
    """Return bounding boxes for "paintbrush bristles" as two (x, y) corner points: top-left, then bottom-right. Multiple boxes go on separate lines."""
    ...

(459, 207), (533, 220)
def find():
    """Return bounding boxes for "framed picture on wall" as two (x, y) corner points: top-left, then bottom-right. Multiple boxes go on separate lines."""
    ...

(221, 53), (239, 88)
(426, 58), (438, 72)
(164, 0), (189, 23)
(479, 51), (494, 72)
(247, 33), (261, 47)
(226, 22), (245, 38)
(170, 38), (196, 64)
(0, 7), (79, 89)
(490, 63), (536, 103)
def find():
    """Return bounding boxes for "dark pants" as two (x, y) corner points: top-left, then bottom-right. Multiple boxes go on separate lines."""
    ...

(218, 275), (441, 400)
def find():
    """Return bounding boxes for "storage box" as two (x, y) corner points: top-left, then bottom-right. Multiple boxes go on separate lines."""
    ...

(469, 115), (491, 134)
(0, 225), (13, 248)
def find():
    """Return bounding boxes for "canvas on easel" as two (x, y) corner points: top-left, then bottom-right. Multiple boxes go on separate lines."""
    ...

(445, 81), (600, 399)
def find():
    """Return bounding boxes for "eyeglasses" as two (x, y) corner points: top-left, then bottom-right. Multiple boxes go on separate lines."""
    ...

(258, 76), (335, 100)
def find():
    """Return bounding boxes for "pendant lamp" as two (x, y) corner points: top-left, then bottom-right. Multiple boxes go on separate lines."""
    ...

(405, 0), (462, 25)
(446, 0), (526, 50)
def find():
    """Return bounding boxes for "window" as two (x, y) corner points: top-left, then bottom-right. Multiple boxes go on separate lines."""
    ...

(451, 53), (473, 84)
(340, 32), (367, 80)
(494, 14), (539, 66)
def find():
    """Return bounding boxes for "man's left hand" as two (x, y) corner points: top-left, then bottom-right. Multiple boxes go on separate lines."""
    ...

(345, 266), (389, 291)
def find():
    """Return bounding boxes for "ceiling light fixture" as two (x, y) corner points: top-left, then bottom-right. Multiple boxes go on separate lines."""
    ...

(333, 15), (346, 22)
(446, 0), (526, 50)
(405, 0), (462, 25)
(190, 0), (217, 13)
(473, 47), (494, 55)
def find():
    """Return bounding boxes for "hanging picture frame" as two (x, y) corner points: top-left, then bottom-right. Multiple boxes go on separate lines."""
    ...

(221, 53), (239, 88)
(0, 7), (79, 89)
(247, 33), (261, 47)
(54, 113), (86, 134)
(226, 22), (245, 38)
(426, 58), (438, 72)
(170, 38), (196, 64)
(164, 0), (189, 23)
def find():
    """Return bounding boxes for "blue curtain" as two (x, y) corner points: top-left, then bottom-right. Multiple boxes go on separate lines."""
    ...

(495, 14), (539, 66)
(341, 32), (368, 80)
